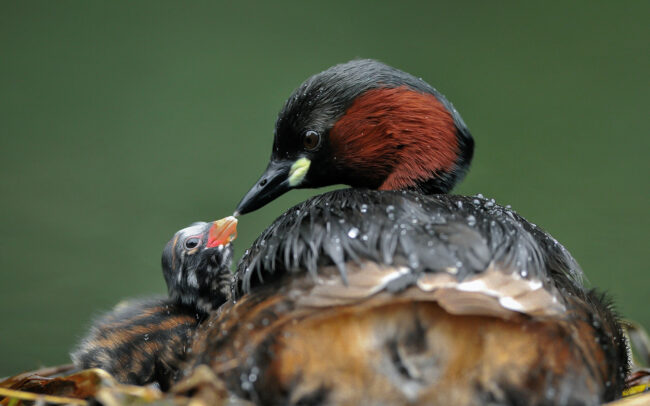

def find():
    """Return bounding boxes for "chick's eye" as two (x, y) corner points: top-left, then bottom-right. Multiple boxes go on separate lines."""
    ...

(184, 237), (200, 249)
(302, 130), (321, 151)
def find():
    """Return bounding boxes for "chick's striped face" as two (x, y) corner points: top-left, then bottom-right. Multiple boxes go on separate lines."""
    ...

(161, 218), (237, 312)
(162, 223), (209, 295)
(173, 222), (207, 271)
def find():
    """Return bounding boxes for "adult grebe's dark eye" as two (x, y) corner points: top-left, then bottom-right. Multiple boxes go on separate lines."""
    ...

(185, 237), (200, 249)
(303, 130), (321, 151)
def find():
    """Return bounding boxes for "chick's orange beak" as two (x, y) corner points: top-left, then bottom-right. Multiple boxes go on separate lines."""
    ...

(206, 216), (238, 248)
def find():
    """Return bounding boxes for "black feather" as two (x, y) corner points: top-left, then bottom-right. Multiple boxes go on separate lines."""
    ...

(234, 189), (584, 300)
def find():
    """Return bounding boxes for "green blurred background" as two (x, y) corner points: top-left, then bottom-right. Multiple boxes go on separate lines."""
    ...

(1, 1), (648, 376)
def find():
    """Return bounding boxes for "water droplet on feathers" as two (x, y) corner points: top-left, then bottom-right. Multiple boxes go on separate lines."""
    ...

(386, 205), (395, 219)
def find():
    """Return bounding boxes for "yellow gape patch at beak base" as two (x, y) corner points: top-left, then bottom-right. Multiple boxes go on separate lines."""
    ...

(288, 158), (311, 187)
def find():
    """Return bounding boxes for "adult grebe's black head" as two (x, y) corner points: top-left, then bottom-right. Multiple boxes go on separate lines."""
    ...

(235, 59), (474, 215)
(161, 216), (238, 313)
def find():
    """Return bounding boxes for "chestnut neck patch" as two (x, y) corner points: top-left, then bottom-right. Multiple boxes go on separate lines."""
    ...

(329, 86), (459, 192)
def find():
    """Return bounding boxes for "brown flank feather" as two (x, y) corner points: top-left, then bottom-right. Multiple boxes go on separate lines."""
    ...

(189, 262), (620, 405)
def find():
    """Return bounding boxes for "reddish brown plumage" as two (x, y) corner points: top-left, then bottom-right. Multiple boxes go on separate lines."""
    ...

(191, 296), (614, 405)
(189, 263), (623, 405)
(330, 87), (458, 191)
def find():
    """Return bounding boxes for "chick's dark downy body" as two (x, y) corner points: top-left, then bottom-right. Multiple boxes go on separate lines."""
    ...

(72, 219), (237, 389)
(212, 60), (630, 405)
(71, 298), (200, 389)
